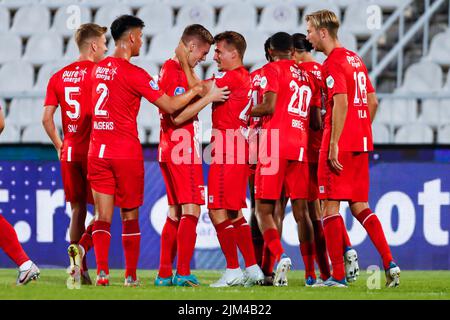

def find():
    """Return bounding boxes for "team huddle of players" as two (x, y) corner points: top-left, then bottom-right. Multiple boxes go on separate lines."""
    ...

(0, 9), (401, 289)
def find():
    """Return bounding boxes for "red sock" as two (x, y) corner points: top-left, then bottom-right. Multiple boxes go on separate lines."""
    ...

(122, 219), (141, 280)
(215, 220), (239, 269)
(261, 242), (275, 276)
(158, 217), (179, 278)
(356, 208), (393, 269)
(177, 214), (198, 276)
(79, 224), (93, 272)
(233, 217), (257, 267)
(323, 215), (345, 281)
(92, 220), (111, 275)
(262, 228), (284, 262)
(300, 241), (316, 279)
(0, 215), (30, 266)
(339, 215), (352, 250)
(312, 220), (330, 280)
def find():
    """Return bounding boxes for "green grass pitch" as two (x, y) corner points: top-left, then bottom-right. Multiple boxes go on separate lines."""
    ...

(0, 269), (449, 300)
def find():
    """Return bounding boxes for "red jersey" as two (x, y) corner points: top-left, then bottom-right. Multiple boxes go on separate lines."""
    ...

(44, 60), (95, 162)
(321, 47), (375, 152)
(260, 59), (321, 161)
(158, 59), (200, 163)
(248, 68), (265, 130)
(209, 66), (251, 158)
(300, 61), (325, 163)
(89, 57), (164, 160)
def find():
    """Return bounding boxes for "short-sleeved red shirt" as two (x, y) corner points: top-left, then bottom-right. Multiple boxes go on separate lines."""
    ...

(321, 47), (375, 152)
(45, 60), (96, 161)
(89, 57), (164, 160)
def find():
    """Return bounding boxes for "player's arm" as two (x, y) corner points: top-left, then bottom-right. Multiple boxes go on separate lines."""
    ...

(0, 107), (5, 135)
(250, 91), (277, 116)
(329, 93), (348, 171)
(153, 84), (204, 114)
(171, 81), (230, 126)
(175, 41), (203, 90)
(310, 106), (322, 131)
(42, 105), (63, 159)
(367, 92), (378, 123)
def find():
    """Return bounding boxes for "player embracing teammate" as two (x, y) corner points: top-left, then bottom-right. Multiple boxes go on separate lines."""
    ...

(305, 10), (400, 287)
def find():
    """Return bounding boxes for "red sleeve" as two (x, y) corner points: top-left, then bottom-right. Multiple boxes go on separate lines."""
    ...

(309, 76), (322, 107)
(132, 67), (164, 103)
(325, 61), (347, 97)
(44, 74), (59, 107)
(260, 63), (278, 94)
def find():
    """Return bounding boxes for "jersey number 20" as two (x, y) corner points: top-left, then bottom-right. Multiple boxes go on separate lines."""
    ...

(287, 80), (312, 118)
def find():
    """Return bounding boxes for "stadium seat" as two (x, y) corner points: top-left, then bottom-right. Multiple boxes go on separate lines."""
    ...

(21, 123), (53, 144)
(40, 0), (81, 9)
(33, 61), (68, 92)
(249, 61), (268, 73)
(64, 36), (79, 60)
(204, 0), (233, 8)
(147, 29), (182, 64)
(426, 30), (450, 67)
(138, 125), (147, 144)
(375, 98), (418, 125)
(371, 122), (391, 144)
(51, 4), (93, 37)
(241, 31), (271, 65)
(23, 33), (64, 65)
(137, 2), (174, 36)
(163, 0), (187, 8)
(437, 124), (450, 144)
(0, 123), (21, 143)
(0, 33), (22, 63)
(244, 0), (277, 8)
(80, 0), (120, 8)
(132, 59), (160, 78)
(342, 0), (380, 38)
(0, 6), (10, 32)
(137, 99), (161, 131)
(216, 2), (257, 34)
(175, 2), (215, 31)
(10, 5), (50, 36)
(394, 124), (434, 144)
(301, 2), (341, 25)
(338, 29), (358, 52)
(0, 61), (34, 93)
(397, 61), (443, 93)
(94, 4), (132, 32)
(258, 2), (299, 34)
(7, 98), (45, 129)
(419, 98), (450, 126)
(0, 0), (38, 9)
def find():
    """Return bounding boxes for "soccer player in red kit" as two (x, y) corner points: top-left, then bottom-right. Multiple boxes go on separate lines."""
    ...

(251, 32), (321, 287)
(88, 15), (205, 286)
(155, 24), (230, 287)
(43, 23), (108, 288)
(292, 33), (332, 285)
(0, 106), (40, 285)
(306, 10), (400, 287)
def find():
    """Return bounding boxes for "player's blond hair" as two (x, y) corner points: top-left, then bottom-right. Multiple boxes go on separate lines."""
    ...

(305, 10), (340, 39)
(75, 23), (107, 50)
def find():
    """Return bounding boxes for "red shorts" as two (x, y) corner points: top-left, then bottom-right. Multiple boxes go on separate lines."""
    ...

(208, 163), (248, 210)
(159, 161), (205, 206)
(318, 151), (369, 202)
(308, 162), (319, 202)
(255, 158), (309, 200)
(87, 157), (144, 208)
(61, 160), (94, 204)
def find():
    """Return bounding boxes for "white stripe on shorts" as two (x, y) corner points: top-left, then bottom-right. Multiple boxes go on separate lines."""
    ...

(99, 144), (106, 159)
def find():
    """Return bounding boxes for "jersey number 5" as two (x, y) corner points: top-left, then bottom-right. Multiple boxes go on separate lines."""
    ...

(94, 83), (109, 118)
(287, 80), (312, 118)
(64, 87), (80, 120)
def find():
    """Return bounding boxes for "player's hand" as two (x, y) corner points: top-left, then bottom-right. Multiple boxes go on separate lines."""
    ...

(175, 40), (189, 66)
(328, 142), (343, 172)
(56, 146), (62, 160)
(207, 80), (230, 102)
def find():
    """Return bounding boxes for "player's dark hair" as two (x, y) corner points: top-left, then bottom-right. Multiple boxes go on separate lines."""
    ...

(292, 33), (314, 52)
(75, 23), (107, 50)
(214, 31), (247, 60)
(111, 15), (145, 42)
(182, 24), (214, 45)
(264, 36), (271, 62)
(269, 32), (293, 52)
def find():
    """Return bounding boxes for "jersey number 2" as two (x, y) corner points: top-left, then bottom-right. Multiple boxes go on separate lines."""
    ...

(94, 83), (109, 117)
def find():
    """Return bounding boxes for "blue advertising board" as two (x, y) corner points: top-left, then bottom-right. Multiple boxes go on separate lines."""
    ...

(0, 150), (449, 271)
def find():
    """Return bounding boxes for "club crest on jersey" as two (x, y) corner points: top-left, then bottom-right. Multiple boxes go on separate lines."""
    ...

(214, 71), (226, 79)
(326, 75), (334, 89)
(174, 86), (185, 96)
(150, 79), (159, 90)
(260, 76), (268, 89)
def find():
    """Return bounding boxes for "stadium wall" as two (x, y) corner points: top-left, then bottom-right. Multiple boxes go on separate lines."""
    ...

(0, 146), (449, 270)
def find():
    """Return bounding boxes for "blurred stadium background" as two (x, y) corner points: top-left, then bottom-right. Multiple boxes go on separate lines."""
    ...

(0, 0), (449, 272)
